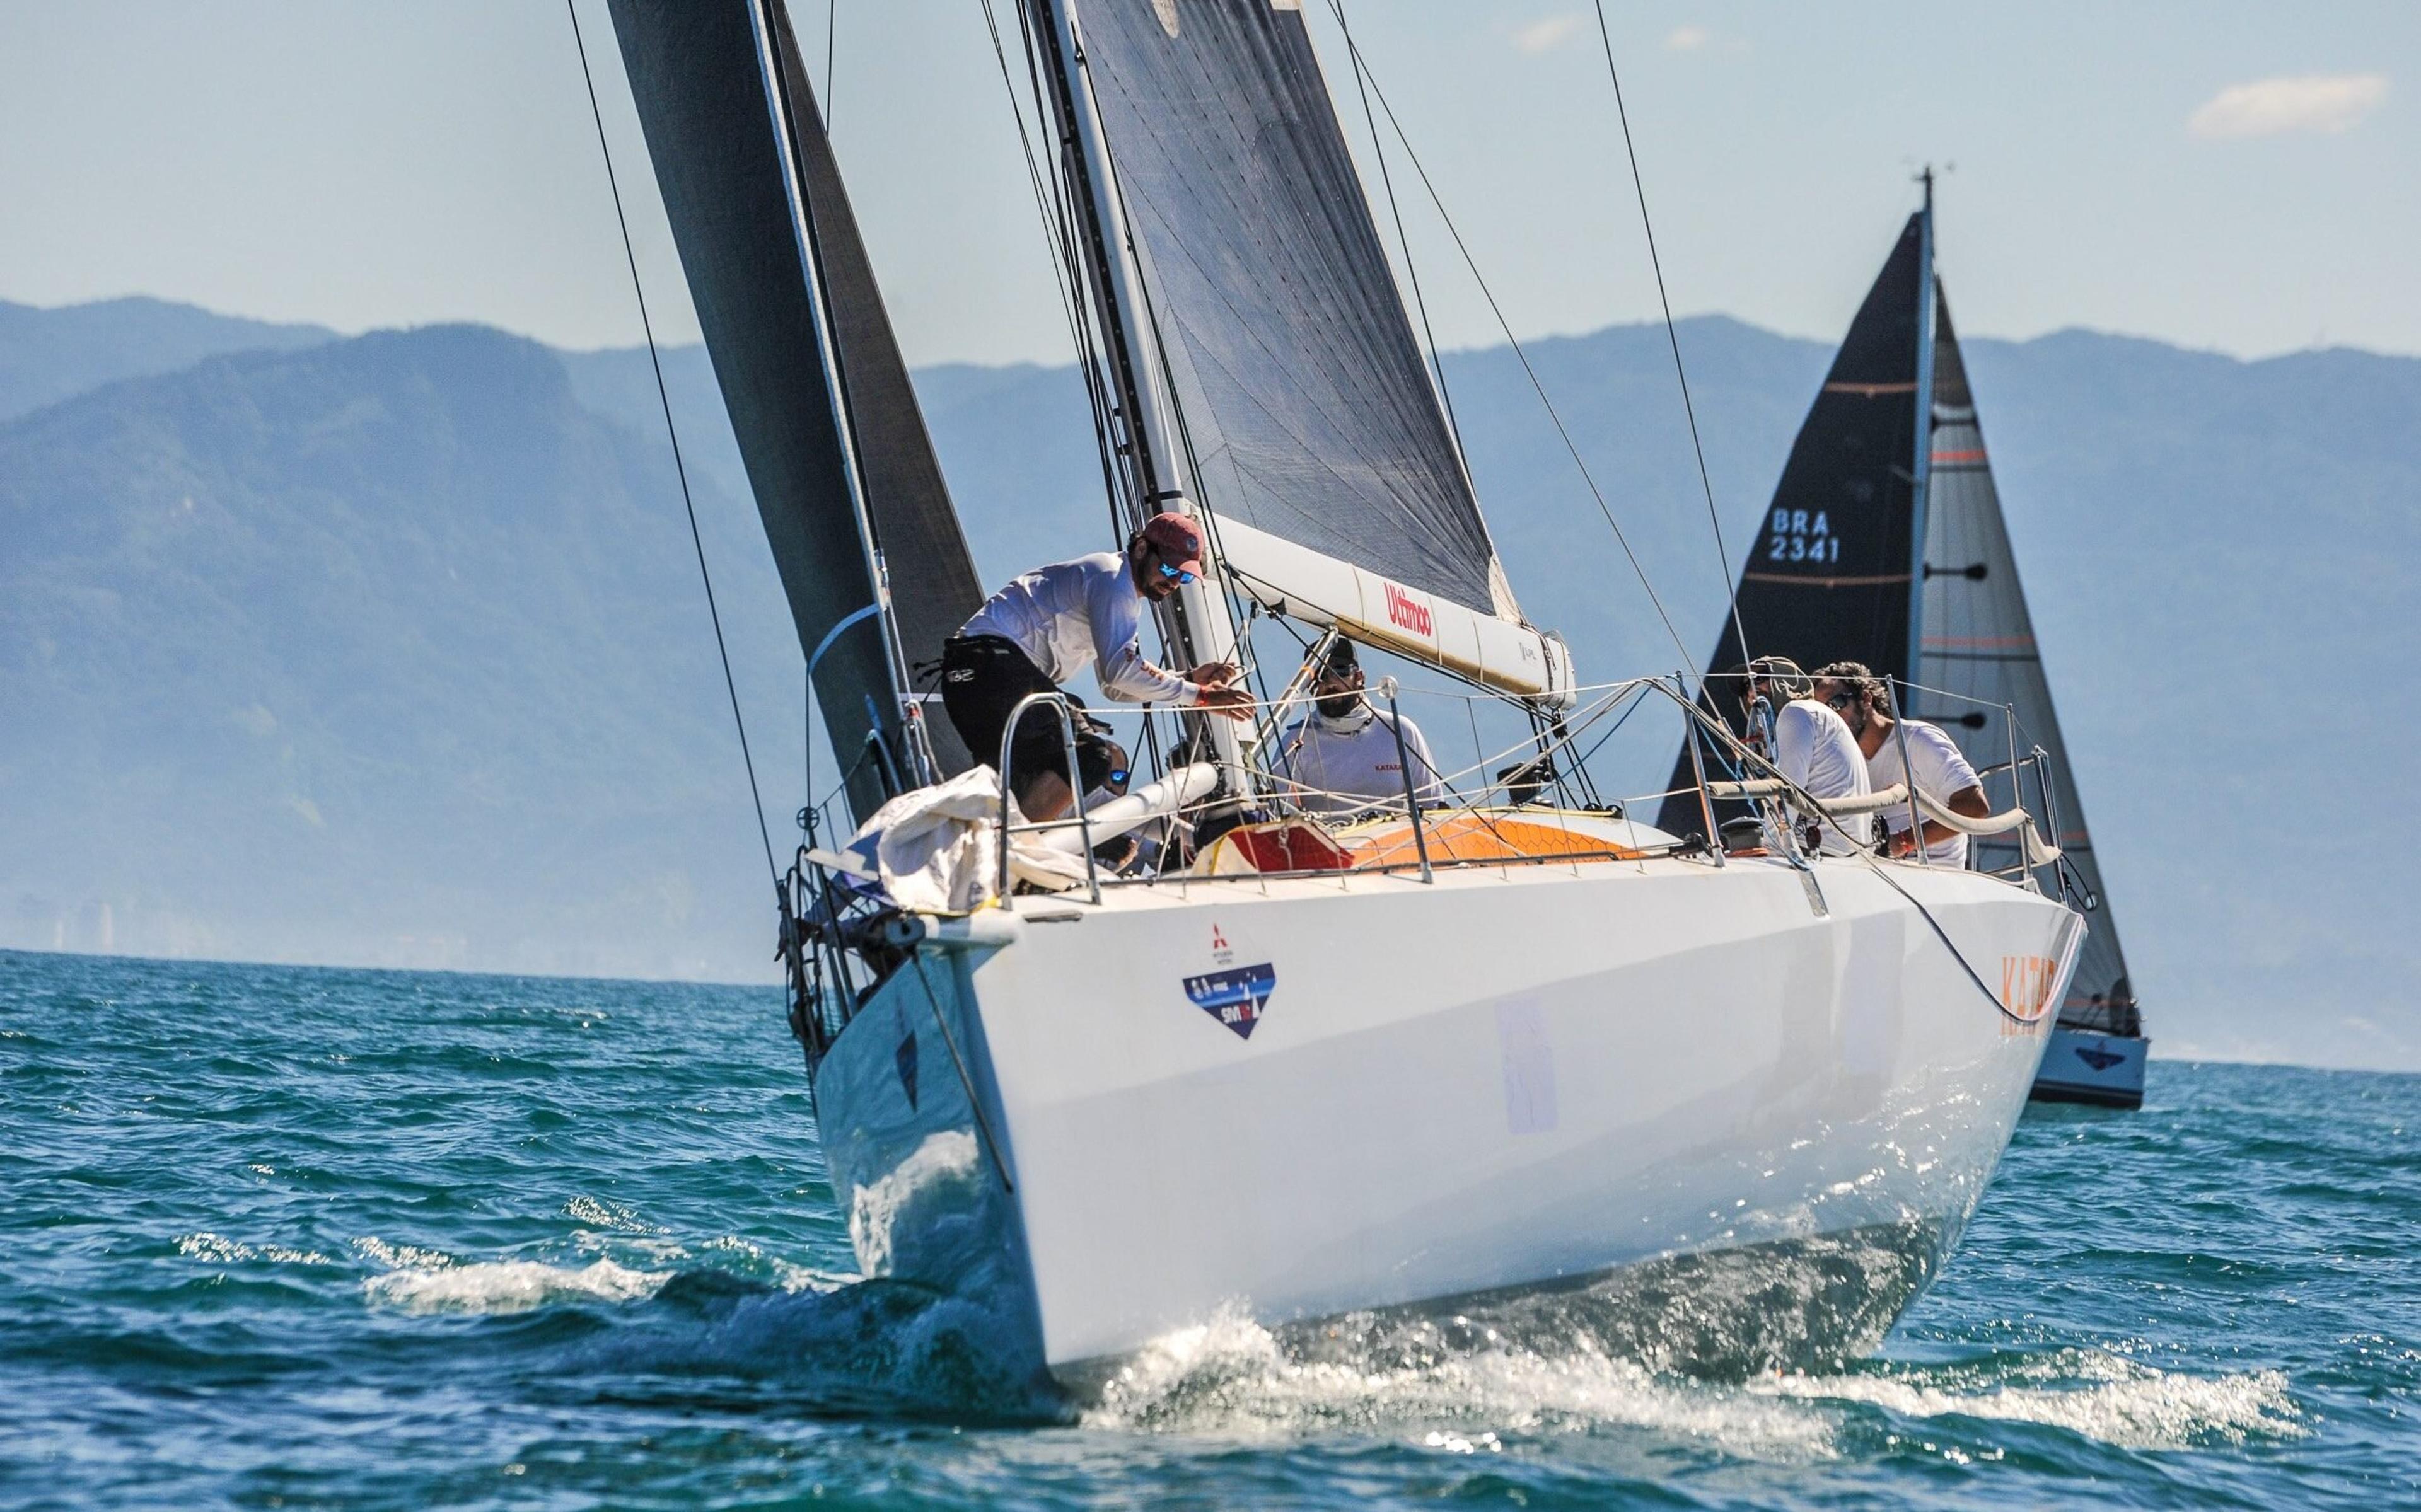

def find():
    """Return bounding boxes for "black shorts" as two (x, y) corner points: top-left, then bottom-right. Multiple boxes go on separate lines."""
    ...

(939, 635), (1118, 795)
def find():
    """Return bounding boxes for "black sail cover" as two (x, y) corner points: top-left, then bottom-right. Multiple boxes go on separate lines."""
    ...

(1922, 296), (2135, 1028)
(1655, 216), (1924, 834)
(607, 0), (984, 826)
(1070, 0), (1518, 619)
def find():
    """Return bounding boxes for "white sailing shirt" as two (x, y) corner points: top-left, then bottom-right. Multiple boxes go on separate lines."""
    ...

(1275, 703), (1444, 816)
(1866, 718), (1982, 867)
(1772, 698), (1873, 853)
(958, 552), (1194, 705)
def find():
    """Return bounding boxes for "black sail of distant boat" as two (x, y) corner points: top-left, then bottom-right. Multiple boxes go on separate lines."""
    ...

(1069, 0), (1521, 620)
(1921, 294), (2135, 1029)
(1654, 216), (1924, 836)
(607, 0), (984, 824)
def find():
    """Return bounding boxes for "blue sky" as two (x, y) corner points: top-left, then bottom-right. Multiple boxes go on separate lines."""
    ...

(1, 2), (2412, 366)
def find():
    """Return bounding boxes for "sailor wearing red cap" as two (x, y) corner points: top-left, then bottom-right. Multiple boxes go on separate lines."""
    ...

(939, 512), (1251, 821)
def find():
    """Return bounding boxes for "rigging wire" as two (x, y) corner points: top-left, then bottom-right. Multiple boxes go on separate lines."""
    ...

(1320, 1), (1697, 679)
(823, 0), (837, 132)
(1333, 1), (1469, 482)
(566, 0), (782, 892)
(1589, 1), (1748, 671)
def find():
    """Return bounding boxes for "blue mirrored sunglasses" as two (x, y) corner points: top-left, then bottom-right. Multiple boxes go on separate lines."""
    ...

(1107, 768), (1131, 787)
(1156, 562), (1196, 584)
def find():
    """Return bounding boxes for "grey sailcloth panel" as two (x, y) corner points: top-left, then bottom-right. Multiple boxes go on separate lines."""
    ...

(1920, 290), (2135, 1029)
(1071, 0), (1516, 618)
(608, 0), (982, 826)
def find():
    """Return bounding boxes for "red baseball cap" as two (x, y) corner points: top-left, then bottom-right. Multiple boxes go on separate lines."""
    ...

(1140, 512), (1205, 578)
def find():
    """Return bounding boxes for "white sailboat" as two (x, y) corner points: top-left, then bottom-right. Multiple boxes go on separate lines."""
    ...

(602, 0), (2085, 1385)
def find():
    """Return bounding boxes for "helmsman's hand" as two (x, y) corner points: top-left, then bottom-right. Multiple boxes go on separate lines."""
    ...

(1193, 684), (1254, 721)
(1187, 661), (1241, 690)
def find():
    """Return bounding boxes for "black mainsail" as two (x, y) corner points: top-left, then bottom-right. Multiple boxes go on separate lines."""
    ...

(607, 0), (984, 824)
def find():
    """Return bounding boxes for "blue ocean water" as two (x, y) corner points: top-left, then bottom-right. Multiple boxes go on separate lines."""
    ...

(2, 948), (2413, 1509)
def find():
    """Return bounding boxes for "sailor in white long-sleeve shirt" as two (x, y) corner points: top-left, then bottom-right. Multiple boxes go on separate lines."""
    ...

(1274, 639), (1444, 817)
(939, 512), (1250, 819)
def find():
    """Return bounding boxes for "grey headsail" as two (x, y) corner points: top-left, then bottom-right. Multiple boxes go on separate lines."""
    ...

(1922, 292), (2135, 1029)
(1066, 0), (1518, 621)
(1656, 215), (1924, 836)
(607, 0), (984, 825)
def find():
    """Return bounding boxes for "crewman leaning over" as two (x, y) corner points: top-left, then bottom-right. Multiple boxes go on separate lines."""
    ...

(938, 512), (1251, 821)
(1813, 661), (1990, 865)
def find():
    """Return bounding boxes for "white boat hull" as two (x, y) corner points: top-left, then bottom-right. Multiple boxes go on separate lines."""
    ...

(2029, 1025), (2149, 1109)
(813, 850), (2082, 1382)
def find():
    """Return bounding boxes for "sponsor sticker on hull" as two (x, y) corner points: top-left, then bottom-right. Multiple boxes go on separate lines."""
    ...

(1184, 964), (1276, 1040)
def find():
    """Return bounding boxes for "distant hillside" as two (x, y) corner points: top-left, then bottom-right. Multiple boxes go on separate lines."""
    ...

(3, 297), (2416, 1070)
(0, 296), (331, 421)
(1, 321), (801, 979)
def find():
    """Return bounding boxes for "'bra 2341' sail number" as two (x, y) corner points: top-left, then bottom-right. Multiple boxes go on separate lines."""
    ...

(1767, 508), (1841, 564)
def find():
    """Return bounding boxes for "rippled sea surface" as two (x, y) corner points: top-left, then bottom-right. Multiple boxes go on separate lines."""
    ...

(4, 949), (2415, 1508)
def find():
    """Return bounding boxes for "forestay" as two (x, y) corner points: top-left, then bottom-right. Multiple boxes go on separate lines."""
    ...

(1067, 0), (1567, 700)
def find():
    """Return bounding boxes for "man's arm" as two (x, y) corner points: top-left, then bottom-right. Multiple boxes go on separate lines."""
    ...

(1918, 785), (1992, 846)
(1087, 571), (1252, 718)
(1088, 570), (1192, 704)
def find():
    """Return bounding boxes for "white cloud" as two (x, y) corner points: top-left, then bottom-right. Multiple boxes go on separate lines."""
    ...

(1665, 25), (1710, 52)
(1512, 15), (1581, 55)
(2188, 73), (2388, 139)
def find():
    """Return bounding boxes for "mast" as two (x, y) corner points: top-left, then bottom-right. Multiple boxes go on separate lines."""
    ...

(745, 0), (936, 787)
(1905, 166), (1939, 690)
(1028, 0), (1248, 775)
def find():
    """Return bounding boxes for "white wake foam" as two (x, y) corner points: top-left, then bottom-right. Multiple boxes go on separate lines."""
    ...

(361, 1252), (670, 1315)
(1083, 1308), (1837, 1462)
(1760, 1354), (2306, 1448)
(1083, 1312), (2305, 1463)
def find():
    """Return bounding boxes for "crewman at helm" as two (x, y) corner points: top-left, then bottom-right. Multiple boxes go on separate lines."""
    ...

(1272, 638), (1445, 818)
(938, 512), (1251, 821)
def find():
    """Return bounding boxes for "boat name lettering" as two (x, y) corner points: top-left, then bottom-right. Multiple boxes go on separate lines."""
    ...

(1999, 955), (2057, 1022)
(1383, 584), (1433, 638)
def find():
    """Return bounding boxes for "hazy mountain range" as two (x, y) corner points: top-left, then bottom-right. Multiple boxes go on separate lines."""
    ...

(3, 296), (2414, 1069)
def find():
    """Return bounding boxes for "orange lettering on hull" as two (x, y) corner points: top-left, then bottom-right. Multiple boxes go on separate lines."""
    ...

(1997, 954), (2057, 1036)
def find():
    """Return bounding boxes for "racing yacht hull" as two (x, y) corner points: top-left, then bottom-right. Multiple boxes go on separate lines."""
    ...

(813, 850), (2082, 1382)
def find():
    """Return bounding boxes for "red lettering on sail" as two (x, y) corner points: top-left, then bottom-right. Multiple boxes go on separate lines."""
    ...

(1384, 584), (1433, 639)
